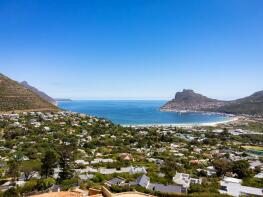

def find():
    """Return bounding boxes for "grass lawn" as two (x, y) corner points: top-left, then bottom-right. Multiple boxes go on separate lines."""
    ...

(242, 146), (263, 151)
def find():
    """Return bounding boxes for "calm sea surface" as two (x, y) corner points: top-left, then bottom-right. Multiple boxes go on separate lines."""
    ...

(58, 100), (229, 125)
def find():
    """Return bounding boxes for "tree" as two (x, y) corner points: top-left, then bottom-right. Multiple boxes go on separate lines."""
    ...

(57, 135), (77, 181)
(198, 170), (208, 177)
(58, 155), (74, 181)
(222, 128), (229, 137)
(213, 159), (230, 177)
(20, 160), (41, 181)
(41, 150), (59, 178)
(231, 160), (250, 179)
(7, 159), (21, 181)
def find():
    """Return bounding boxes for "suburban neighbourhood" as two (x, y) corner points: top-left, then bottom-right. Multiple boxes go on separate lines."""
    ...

(0, 111), (262, 196)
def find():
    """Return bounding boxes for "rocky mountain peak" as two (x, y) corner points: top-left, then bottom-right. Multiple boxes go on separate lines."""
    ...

(161, 89), (263, 115)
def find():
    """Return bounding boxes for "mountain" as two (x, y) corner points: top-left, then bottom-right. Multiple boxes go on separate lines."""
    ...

(161, 89), (263, 115)
(0, 74), (59, 113)
(20, 81), (57, 106)
(161, 89), (226, 112)
(218, 91), (263, 115)
(55, 98), (72, 102)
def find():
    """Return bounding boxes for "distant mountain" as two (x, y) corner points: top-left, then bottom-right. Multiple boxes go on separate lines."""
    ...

(55, 98), (72, 102)
(0, 74), (59, 113)
(218, 91), (263, 115)
(161, 89), (226, 112)
(20, 81), (57, 106)
(161, 89), (263, 115)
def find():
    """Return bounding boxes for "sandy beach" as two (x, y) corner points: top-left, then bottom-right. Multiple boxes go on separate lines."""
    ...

(123, 116), (239, 128)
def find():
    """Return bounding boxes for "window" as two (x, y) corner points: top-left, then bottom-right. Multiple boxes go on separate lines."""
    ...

(220, 186), (227, 191)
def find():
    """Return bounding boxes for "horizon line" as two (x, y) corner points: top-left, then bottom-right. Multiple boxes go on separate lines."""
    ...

(57, 98), (171, 101)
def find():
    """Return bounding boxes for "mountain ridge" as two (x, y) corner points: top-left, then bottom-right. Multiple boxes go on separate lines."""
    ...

(0, 74), (59, 113)
(161, 89), (263, 115)
(20, 81), (57, 106)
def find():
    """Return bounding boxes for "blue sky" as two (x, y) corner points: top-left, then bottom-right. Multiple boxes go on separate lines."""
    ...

(1, 0), (263, 100)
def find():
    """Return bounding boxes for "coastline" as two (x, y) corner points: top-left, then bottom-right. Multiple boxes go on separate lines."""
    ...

(122, 116), (239, 128)
(160, 108), (235, 116)
(58, 100), (240, 128)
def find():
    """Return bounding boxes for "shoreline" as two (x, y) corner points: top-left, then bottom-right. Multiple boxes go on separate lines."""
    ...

(160, 108), (235, 116)
(122, 116), (239, 128)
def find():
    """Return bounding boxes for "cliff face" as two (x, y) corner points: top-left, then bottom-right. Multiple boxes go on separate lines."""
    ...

(0, 74), (59, 112)
(161, 89), (226, 112)
(20, 81), (57, 106)
(161, 89), (263, 115)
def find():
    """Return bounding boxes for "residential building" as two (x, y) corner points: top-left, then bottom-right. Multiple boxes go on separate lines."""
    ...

(173, 172), (202, 188)
(129, 175), (186, 195)
(219, 176), (263, 197)
(105, 177), (126, 187)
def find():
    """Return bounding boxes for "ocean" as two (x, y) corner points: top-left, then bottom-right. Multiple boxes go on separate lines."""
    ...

(58, 100), (230, 126)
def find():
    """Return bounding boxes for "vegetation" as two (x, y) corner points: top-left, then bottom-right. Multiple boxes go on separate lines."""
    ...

(161, 89), (263, 115)
(0, 111), (262, 196)
(0, 74), (58, 112)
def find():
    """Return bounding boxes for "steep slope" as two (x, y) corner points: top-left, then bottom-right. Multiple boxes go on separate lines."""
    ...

(161, 89), (263, 115)
(161, 89), (226, 112)
(20, 81), (57, 106)
(218, 91), (263, 115)
(0, 74), (59, 112)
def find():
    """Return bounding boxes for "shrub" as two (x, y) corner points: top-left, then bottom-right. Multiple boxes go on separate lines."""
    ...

(3, 188), (19, 197)
(60, 178), (79, 190)
(36, 178), (56, 191)
(19, 179), (38, 194)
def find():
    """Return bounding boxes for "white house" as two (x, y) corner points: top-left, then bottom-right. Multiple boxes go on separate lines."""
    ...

(98, 166), (147, 175)
(219, 176), (263, 197)
(249, 160), (262, 170)
(130, 166), (147, 174)
(255, 172), (263, 179)
(75, 160), (89, 165)
(90, 158), (114, 164)
(173, 172), (202, 188)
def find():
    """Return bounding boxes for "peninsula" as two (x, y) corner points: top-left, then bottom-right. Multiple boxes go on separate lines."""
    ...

(161, 89), (263, 115)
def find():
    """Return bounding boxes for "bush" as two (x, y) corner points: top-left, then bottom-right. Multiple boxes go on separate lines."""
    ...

(189, 184), (205, 193)
(92, 173), (106, 183)
(36, 178), (56, 191)
(19, 179), (38, 194)
(242, 177), (263, 188)
(3, 188), (19, 197)
(188, 193), (231, 197)
(79, 180), (95, 190)
(60, 178), (79, 190)
(110, 185), (130, 193)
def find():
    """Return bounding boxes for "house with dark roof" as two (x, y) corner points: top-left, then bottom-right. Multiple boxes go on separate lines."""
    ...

(105, 177), (126, 187)
(135, 175), (150, 188)
(129, 175), (186, 195)
(148, 183), (187, 194)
